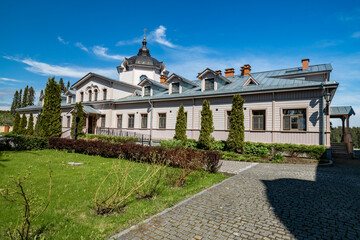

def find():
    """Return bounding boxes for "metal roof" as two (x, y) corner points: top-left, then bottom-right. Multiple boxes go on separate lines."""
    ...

(330, 106), (356, 116)
(83, 105), (101, 114)
(138, 77), (169, 89)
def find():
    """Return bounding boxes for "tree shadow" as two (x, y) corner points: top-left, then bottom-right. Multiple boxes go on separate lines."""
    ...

(262, 161), (360, 239)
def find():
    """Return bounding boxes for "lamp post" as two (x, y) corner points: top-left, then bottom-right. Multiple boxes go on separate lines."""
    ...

(36, 109), (42, 137)
(73, 106), (78, 140)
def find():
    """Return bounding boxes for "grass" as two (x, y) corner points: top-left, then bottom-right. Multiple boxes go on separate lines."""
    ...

(0, 150), (227, 239)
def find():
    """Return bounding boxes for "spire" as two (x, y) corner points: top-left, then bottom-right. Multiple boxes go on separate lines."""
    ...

(138, 28), (150, 57)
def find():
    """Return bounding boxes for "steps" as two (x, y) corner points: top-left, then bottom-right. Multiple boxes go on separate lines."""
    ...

(331, 142), (350, 159)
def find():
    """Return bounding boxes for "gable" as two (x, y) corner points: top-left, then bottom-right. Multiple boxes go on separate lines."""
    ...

(243, 76), (259, 86)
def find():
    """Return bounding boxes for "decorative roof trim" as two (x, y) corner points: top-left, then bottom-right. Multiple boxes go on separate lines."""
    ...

(198, 68), (232, 83)
(243, 76), (259, 86)
(166, 73), (198, 87)
(138, 77), (169, 89)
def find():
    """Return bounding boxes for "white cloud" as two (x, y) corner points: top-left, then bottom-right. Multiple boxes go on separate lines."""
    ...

(3, 56), (117, 79)
(92, 46), (125, 61)
(57, 36), (68, 45)
(75, 42), (89, 52)
(351, 31), (360, 38)
(0, 77), (21, 82)
(148, 25), (177, 48)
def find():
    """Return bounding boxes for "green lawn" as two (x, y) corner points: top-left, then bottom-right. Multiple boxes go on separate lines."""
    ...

(0, 150), (227, 239)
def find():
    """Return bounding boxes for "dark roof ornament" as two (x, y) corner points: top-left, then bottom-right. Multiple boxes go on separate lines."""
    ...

(138, 28), (150, 57)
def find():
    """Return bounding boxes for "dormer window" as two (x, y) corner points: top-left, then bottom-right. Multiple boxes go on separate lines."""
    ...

(144, 86), (151, 96)
(205, 78), (214, 91)
(172, 83), (179, 94)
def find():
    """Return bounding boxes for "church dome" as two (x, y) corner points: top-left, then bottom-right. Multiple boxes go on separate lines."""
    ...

(124, 38), (162, 69)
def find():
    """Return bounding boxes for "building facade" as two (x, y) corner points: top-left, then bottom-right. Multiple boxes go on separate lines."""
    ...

(18, 38), (339, 147)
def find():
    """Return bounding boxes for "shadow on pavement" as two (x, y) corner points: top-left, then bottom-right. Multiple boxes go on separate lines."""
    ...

(262, 159), (360, 239)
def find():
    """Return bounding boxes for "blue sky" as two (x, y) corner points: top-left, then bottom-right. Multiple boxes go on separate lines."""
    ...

(1, 0), (359, 126)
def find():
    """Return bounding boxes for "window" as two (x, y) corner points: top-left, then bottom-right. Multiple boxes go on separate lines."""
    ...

(117, 114), (122, 128)
(103, 89), (107, 100)
(141, 114), (148, 128)
(68, 96), (72, 104)
(185, 112), (188, 127)
(144, 86), (151, 96)
(172, 83), (179, 94)
(128, 114), (134, 128)
(159, 113), (166, 129)
(67, 116), (71, 128)
(100, 115), (106, 128)
(80, 92), (84, 102)
(89, 90), (92, 102)
(94, 89), (98, 101)
(252, 110), (265, 130)
(227, 111), (231, 130)
(205, 78), (214, 91)
(283, 109), (306, 131)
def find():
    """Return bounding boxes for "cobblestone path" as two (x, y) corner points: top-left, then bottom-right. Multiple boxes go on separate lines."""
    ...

(112, 161), (360, 240)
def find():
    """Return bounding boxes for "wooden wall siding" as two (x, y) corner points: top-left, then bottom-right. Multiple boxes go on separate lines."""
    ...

(243, 93), (272, 102)
(245, 131), (272, 143)
(275, 132), (320, 145)
(274, 89), (321, 101)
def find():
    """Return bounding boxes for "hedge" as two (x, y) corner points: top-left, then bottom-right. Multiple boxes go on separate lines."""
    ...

(48, 138), (221, 173)
(79, 134), (138, 143)
(0, 133), (48, 151)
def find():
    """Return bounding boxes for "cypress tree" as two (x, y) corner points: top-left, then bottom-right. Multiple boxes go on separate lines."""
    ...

(70, 102), (85, 138)
(27, 113), (34, 135)
(18, 89), (22, 109)
(12, 112), (20, 133)
(227, 95), (245, 153)
(174, 104), (187, 142)
(39, 77), (62, 137)
(11, 91), (19, 116)
(35, 114), (40, 136)
(22, 86), (29, 107)
(19, 113), (27, 135)
(198, 100), (214, 150)
(59, 78), (65, 93)
(67, 81), (71, 91)
(28, 87), (35, 106)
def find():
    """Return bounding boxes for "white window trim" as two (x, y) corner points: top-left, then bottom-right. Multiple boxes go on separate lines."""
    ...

(127, 113), (135, 129)
(140, 113), (148, 129)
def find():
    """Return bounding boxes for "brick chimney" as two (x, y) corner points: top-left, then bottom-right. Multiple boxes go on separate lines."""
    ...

(302, 59), (309, 70)
(160, 75), (168, 85)
(241, 64), (251, 76)
(216, 70), (222, 75)
(225, 68), (235, 77)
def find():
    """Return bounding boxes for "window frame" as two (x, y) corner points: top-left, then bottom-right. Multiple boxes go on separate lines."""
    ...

(226, 110), (231, 130)
(204, 78), (215, 91)
(144, 86), (151, 96)
(103, 89), (107, 100)
(141, 113), (148, 129)
(94, 89), (98, 101)
(100, 115), (106, 128)
(128, 114), (135, 129)
(172, 82), (180, 94)
(282, 108), (307, 131)
(117, 114), (122, 129)
(251, 109), (266, 131)
(88, 90), (92, 102)
(158, 113), (166, 129)
(67, 116), (71, 128)
(80, 92), (84, 102)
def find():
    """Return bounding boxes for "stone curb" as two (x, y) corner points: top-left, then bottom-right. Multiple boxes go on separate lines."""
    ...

(108, 163), (259, 240)
(317, 159), (333, 167)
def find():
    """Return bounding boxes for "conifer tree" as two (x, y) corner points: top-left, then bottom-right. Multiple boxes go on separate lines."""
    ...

(67, 81), (70, 91)
(198, 100), (214, 149)
(18, 89), (22, 109)
(19, 113), (27, 135)
(11, 91), (20, 116)
(39, 90), (44, 104)
(70, 102), (85, 138)
(174, 104), (187, 142)
(27, 113), (34, 135)
(227, 95), (245, 153)
(22, 86), (29, 107)
(39, 77), (62, 137)
(12, 112), (20, 133)
(59, 78), (65, 93)
(35, 114), (40, 136)
(28, 87), (35, 106)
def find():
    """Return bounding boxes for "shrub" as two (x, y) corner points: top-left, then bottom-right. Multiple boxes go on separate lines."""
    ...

(160, 139), (184, 148)
(185, 139), (198, 149)
(80, 134), (138, 143)
(227, 95), (245, 153)
(48, 138), (222, 173)
(272, 154), (284, 162)
(71, 102), (85, 138)
(0, 133), (48, 151)
(12, 112), (20, 134)
(198, 100), (214, 150)
(174, 104), (187, 142)
(212, 140), (226, 151)
(244, 143), (270, 157)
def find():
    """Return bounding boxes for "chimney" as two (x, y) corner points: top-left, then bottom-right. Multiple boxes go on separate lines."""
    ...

(197, 73), (202, 81)
(216, 70), (222, 75)
(225, 68), (235, 77)
(160, 75), (168, 85)
(302, 59), (309, 70)
(241, 64), (251, 76)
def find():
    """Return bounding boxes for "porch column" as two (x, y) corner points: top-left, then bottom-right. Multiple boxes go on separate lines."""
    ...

(341, 117), (345, 142)
(85, 115), (89, 134)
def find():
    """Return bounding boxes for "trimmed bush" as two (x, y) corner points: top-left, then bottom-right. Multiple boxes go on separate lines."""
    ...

(227, 95), (245, 153)
(160, 139), (184, 148)
(48, 138), (221, 173)
(79, 134), (138, 143)
(244, 144), (270, 157)
(198, 100), (214, 150)
(0, 133), (48, 151)
(212, 140), (226, 151)
(174, 104), (187, 142)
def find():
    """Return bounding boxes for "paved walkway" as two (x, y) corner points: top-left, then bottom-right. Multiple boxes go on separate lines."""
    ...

(111, 160), (360, 240)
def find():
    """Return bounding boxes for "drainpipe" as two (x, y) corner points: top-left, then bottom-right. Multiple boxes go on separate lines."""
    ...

(321, 83), (325, 146)
(148, 98), (153, 146)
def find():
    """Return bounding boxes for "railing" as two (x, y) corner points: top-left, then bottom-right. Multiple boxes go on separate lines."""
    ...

(95, 128), (151, 145)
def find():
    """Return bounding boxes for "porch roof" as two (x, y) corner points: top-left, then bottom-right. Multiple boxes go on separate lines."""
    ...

(83, 105), (101, 114)
(330, 106), (355, 117)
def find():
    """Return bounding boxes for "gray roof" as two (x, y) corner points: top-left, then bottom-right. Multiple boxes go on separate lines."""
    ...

(166, 73), (199, 87)
(139, 77), (169, 89)
(83, 105), (101, 114)
(330, 106), (355, 116)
